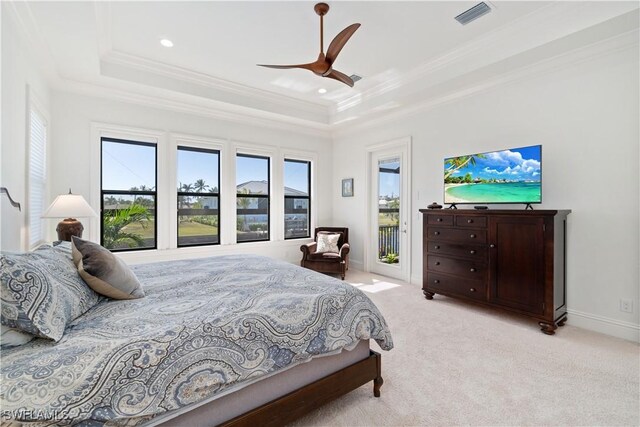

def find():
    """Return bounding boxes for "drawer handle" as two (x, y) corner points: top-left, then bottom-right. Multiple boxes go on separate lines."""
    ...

(435, 261), (441, 265)
(434, 279), (440, 284)
(470, 234), (476, 238)
(470, 250), (476, 254)
(490, 244), (495, 248)
(467, 219), (473, 224)
(434, 231), (440, 236)
(437, 218), (442, 222)
(470, 268), (476, 272)
(470, 288), (476, 292)
(434, 245), (440, 249)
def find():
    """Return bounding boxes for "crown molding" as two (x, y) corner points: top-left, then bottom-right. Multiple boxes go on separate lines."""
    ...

(56, 78), (332, 139)
(332, 2), (639, 117)
(94, 3), (328, 122)
(100, 50), (329, 121)
(331, 25), (639, 138)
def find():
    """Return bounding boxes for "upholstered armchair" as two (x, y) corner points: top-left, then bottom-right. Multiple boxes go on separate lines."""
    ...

(300, 227), (350, 280)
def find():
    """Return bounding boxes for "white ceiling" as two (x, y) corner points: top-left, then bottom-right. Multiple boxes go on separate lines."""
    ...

(106, 1), (550, 100)
(7, 1), (640, 130)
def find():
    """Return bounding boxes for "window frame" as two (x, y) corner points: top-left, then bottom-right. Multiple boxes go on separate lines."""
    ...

(176, 145), (221, 248)
(100, 137), (158, 252)
(284, 158), (311, 240)
(26, 96), (49, 250)
(236, 153), (271, 243)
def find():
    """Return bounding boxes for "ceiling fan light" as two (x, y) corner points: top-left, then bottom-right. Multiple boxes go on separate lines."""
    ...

(318, 88), (327, 94)
(160, 38), (174, 48)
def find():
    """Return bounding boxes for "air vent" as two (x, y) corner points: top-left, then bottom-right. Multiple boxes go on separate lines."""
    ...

(350, 74), (362, 83)
(455, 2), (492, 25)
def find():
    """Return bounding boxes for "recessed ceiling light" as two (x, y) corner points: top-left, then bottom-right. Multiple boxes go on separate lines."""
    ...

(160, 38), (174, 48)
(318, 88), (327, 94)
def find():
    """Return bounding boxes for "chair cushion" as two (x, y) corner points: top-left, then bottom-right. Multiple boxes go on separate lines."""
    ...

(321, 252), (341, 259)
(71, 237), (144, 300)
(316, 233), (340, 253)
(307, 252), (340, 262)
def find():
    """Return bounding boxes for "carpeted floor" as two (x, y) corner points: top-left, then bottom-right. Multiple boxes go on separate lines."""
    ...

(292, 270), (640, 426)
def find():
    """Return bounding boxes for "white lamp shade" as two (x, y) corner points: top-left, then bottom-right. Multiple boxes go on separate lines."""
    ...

(42, 193), (98, 219)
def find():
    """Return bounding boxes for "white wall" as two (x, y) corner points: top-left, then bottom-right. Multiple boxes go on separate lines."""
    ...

(331, 45), (639, 341)
(49, 91), (333, 265)
(0, 6), (51, 251)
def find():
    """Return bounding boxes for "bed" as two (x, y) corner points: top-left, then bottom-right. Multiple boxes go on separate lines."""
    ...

(0, 253), (393, 426)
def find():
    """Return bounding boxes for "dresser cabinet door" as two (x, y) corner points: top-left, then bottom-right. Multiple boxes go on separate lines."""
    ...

(488, 216), (545, 315)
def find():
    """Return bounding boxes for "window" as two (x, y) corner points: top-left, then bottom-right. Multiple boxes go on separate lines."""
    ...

(101, 138), (157, 251)
(284, 159), (311, 239)
(177, 147), (220, 247)
(236, 154), (270, 242)
(28, 107), (47, 248)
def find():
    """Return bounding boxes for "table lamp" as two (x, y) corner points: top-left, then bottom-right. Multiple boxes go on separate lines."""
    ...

(42, 189), (98, 241)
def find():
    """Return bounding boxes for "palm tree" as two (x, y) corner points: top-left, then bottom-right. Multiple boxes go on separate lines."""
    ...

(194, 179), (208, 193)
(103, 204), (151, 249)
(178, 182), (195, 209)
(444, 154), (486, 180)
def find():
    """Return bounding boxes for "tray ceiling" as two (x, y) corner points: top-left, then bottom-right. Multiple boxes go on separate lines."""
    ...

(7, 1), (639, 131)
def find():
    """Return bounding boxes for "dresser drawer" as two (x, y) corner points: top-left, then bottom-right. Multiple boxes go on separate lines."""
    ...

(424, 272), (485, 300)
(428, 241), (487, 261)
(427, 255), (487, 280)
(455, 215), (487, 228)
(427, 227), (487, 244)
(427, 215), (453, 226)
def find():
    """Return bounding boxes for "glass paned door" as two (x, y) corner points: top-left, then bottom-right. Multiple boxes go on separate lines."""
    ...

(369, 141), (410, 282)
(378, 158), (401, 265)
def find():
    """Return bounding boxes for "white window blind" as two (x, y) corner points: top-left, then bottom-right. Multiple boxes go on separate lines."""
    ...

(29, 108), (47, 248)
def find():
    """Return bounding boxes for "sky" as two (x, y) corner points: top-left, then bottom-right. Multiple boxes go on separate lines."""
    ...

(446, 145), (541, 181)
(101, 141), (308, 193)
(379, 159), (400, 198)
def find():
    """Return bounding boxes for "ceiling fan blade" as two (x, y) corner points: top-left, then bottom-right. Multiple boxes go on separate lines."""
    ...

(257, 63), (315, 71)
(325, 69), (354, 87)
(326, 23), (361, 64)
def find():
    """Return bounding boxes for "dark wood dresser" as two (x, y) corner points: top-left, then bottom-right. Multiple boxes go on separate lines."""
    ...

(419, 209), (571, 334)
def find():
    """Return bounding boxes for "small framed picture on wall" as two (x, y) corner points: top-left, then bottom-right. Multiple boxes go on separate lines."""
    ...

(342, 178), (354, 197)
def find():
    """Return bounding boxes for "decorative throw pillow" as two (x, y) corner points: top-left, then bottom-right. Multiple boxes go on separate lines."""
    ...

(1, 245), (100, 341)
(1, 324), (34, 349)
(71, 237), (144, 300)
(316, 233), (341, 254)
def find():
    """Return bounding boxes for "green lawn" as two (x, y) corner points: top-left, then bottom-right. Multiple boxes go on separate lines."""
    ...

(121, 220), (218, 239)
(378, 213), (399, 226)
(122, 220), (155, 239)
(178, 221), (218, 236)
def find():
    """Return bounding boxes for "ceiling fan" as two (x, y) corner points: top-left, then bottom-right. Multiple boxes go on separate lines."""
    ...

(257, 3), (361, 87)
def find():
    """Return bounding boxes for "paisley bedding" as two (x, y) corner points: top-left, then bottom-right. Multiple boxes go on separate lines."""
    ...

(0, 254), (393, 426)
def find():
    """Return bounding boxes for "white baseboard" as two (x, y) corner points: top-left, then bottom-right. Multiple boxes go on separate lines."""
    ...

(410, 274), (421, 286)
(349, 259), (364, 270)
(566, 309), (639, 343)
(402, 271), (639, 343)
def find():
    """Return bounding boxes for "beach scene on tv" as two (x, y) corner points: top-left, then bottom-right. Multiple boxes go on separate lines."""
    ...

(444, 145), (542, 204)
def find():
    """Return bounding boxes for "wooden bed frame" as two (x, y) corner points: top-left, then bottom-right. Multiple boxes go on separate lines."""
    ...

(221, 350), (383, 427)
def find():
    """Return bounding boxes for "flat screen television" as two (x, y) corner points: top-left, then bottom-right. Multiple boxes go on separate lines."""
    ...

(444, 145), (542, 205)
